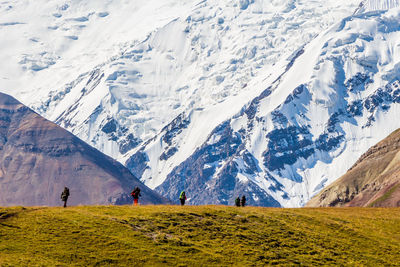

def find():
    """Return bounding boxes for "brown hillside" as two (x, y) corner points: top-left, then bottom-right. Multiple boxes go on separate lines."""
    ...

(0, 92), (168, 206)
(307, 128), (400, 207)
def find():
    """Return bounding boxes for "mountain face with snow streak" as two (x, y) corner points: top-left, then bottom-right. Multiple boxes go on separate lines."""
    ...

(129, 4), (400, 206)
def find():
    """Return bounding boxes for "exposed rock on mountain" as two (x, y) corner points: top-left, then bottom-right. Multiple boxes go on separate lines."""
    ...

(0, 93), (167, 206)
(307, 129), (400, 207)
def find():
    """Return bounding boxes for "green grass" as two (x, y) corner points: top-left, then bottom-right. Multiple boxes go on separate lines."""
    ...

(1, 206), (400, 266)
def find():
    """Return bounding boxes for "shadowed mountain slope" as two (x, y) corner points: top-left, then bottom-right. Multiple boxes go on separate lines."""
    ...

(307, 129), (400, 207)
(0, 92), (167, 206)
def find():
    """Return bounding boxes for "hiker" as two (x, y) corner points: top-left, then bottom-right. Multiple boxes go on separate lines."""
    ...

(131, 186), (141, 206)
(179, 191), (187, 206)
(235, 197), (241, 207)
(241, 195), (246, 207)
(61, 187), (70, 208)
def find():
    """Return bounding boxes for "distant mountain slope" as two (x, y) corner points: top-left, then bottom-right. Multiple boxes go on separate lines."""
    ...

(307, 129), (400, 207)
(0, 92), (167, 206)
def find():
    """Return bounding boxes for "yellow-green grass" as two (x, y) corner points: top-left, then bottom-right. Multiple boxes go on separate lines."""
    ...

(1, 206), (400, 266)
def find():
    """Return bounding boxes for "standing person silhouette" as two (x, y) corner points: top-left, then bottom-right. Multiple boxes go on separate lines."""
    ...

(241, 195), (246, 207)
(61, 187), (70, 208)
(179, 191), (187, 206)
(235, 197), (241, 207)
(131, 186), (141, 206)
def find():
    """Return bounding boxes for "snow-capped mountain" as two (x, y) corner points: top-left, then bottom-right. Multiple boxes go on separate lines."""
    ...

(129, 1), (400, 206)
(3, 0), (400, 206)
(1, 0), (358, 158)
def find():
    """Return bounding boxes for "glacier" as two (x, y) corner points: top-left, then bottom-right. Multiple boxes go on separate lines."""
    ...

(0, 0), (359, 159)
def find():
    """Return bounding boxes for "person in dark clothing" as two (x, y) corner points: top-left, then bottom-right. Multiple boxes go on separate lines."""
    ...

(179, 191), (187, 206)
(131, 186), (141, 206)
(61, 187), (70, 208)
(241, 195), (246, 207)
(235, 197), (241, 207)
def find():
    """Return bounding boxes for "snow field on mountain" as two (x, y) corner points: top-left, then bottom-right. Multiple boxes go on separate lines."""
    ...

(0, 0), (194, 96)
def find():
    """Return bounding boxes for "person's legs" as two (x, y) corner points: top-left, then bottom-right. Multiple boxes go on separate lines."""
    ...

(134, 198), (138, 206)
(63, 199), (67, 208)
(180, 199), (185, 206)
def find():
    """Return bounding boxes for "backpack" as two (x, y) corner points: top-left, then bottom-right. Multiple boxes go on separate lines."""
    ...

(131, 187), (140, 198)
(235, 198), (240, 206)
(61, 188), (69, 201)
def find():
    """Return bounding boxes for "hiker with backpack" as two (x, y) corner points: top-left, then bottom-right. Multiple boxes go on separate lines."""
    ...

(235, 196), (241, 207)
(61, 187), (70, 208)
(241, 195), (246, 207)
(131, 186), (141, 205)
(179, 191), (187, 206)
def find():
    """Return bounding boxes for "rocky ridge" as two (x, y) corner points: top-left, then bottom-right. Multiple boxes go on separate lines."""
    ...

(307, 128), (400, 207)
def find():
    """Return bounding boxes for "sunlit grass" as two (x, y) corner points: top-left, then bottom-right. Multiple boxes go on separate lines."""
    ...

(1, 206), (400, 266)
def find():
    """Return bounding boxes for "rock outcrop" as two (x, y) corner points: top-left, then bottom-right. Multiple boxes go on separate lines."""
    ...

(0, 93), (168, 206)
(307, 129), (400, 207)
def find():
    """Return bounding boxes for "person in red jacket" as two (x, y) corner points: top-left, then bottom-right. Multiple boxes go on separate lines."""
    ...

(131, 186), (141, 206)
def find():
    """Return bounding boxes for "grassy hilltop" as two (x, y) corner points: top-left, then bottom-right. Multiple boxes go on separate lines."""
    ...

(1, 206), (400, 266)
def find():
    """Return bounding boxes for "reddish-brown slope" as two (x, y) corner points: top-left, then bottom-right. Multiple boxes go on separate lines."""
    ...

(307, 128), (400, 207)
(0, 92), (168, 206)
